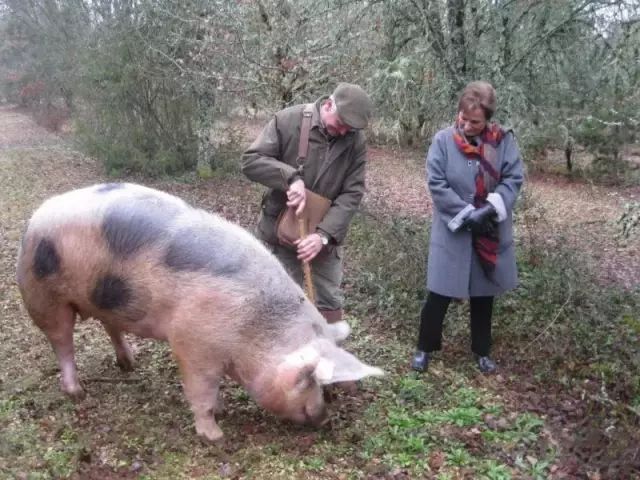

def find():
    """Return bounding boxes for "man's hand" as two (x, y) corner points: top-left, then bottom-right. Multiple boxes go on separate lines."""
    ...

(286, 179), (306, 216)
(463, 203), (496, 234)
(295, 233), (324, 263)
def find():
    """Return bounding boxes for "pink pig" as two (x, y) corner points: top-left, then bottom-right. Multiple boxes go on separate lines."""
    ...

(16, 183), (383, 441)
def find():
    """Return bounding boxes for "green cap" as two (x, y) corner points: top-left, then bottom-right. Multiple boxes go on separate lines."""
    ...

(332, 83), (372, 129)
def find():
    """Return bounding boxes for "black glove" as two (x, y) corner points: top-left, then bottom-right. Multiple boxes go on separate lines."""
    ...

(463, 203), (496, 234)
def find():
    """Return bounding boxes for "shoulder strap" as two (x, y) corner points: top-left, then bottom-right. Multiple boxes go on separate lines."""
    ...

(297, 103), (314, 161)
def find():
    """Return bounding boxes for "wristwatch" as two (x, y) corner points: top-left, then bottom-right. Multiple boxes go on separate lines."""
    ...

(318, 232), (329, 246)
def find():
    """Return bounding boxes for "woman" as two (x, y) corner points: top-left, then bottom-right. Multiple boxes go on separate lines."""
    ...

(411, 81), (524, 373)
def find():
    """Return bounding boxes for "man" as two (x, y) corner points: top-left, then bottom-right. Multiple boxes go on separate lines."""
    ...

(241, 82), (372, 325)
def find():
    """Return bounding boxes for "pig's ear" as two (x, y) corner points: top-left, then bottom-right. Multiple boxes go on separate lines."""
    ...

(312, 340), (384, 385)
(283, 345), (322, 391)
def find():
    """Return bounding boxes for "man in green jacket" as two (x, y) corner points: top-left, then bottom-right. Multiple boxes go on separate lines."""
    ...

(242, 83), (372, 325)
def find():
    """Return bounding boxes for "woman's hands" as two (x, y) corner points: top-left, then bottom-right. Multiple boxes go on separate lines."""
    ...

(464, 203), (496, 234)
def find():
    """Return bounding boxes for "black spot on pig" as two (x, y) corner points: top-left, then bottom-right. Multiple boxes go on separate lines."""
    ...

(164, 226), (243, 276)
(102, 199), (176, 257)
(90, 275), (148, 322)
(96, 183), (125, 193)
(91, 275), (132, 310)
(33, 238), (60, 278)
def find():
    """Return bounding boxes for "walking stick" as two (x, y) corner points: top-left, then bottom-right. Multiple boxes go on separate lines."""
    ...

(298, 217), (316, 304)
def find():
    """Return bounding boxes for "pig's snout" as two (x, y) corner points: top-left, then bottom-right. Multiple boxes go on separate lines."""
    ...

(305, 404), (329, 427)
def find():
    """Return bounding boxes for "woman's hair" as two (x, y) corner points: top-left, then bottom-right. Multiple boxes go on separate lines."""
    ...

(458, 81), (496, 120)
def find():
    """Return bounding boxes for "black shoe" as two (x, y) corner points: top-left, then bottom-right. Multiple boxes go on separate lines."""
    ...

(476, 355), (496, 374)
(411, 350), (430, 372)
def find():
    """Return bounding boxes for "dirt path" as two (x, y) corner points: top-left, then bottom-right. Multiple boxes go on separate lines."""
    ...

(0, 105), (66, 149)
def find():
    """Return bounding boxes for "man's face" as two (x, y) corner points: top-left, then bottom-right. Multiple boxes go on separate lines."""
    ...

(457, 107), (487, 137)
(320, 100), (352, 137)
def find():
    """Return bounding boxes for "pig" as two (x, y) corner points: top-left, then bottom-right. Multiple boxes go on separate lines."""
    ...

(16, 183), (383, 441)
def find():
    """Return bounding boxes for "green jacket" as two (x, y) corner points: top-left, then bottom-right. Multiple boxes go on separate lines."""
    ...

(241, 97), (367, 246)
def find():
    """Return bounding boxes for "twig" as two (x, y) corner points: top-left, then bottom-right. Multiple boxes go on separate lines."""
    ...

(585, 392), (640, 420)
(524, 283), (573, 351)
(84, 377), (144, 384)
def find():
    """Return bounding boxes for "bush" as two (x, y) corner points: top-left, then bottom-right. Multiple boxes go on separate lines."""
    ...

(344, 211), (428, 333)
(208, 122), (248, 178)
(76, 112), (197, 177)
(72, 9), (202, 177)
(617, 201), (640, 241)
(344, 208), (640, 403)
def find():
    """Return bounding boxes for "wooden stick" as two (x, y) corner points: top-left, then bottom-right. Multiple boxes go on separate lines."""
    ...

(298, 217), (316, 304)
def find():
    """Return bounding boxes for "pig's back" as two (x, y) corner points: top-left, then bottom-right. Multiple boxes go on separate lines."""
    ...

(18, 183), (303, 335)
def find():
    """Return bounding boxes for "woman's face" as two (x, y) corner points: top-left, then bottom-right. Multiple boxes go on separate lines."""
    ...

(457, 107), (487, 137)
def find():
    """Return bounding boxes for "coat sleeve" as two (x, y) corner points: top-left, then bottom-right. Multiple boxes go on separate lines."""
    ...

(241, 116), (299, 191)
(487, 132), (524, 222)
(427, 131), (472, 228)
(316, 137), (366, 244)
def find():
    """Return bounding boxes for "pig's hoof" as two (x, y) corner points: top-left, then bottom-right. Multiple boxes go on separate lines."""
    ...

(116, 357), (135, 372)
(196, 422), (224, 443)
(62, 382), (86, 401)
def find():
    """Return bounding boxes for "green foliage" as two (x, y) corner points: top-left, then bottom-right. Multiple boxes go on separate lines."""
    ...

(207, 122), (247, 177)
(345, 212), (427, 329)
(479, 460), (513, 480)
(365, 0), (640, 180)
(3, 0), (639, 181)
(571, 110), (640, 185)
(72, 5), (201, 177)
(505, 241), (640, 391)
(370, 54), (450, 146)
(358, 367), (550, 478)
(482, 413), (544, 445)
(346, 207), (640, 404)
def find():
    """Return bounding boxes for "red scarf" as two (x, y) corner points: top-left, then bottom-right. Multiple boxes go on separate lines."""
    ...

(453, 122), (505, 276)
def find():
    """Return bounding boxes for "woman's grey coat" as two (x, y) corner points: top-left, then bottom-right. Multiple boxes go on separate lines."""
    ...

(426, 126), (524, 298)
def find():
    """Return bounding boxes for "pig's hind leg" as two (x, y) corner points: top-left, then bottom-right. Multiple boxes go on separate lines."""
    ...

(33, 303), (85, 400)
(173, 348), (225, 442)
(102, 322), (135, 371)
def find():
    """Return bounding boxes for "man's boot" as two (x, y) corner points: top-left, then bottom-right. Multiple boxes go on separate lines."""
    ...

(319, 308), (358, 395)
(319, 308), (343, 324)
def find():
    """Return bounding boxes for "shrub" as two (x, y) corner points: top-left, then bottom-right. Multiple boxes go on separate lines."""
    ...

(344, 211), (428, 334)
(344, 207), (640, 402)
(208, 122), (248, 177)
(617, 201), (640, 241)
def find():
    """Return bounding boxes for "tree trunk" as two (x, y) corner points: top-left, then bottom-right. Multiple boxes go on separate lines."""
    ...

(447, 0), (466, 93)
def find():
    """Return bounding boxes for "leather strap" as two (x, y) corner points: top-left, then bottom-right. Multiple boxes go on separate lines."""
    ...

(297, 104), (314, 164)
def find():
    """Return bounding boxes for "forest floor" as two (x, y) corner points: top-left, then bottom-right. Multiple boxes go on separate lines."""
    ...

(0, 104), (639, 479)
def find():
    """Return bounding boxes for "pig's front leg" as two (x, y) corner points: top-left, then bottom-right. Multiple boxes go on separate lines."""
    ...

(174, 352), (224, 442)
